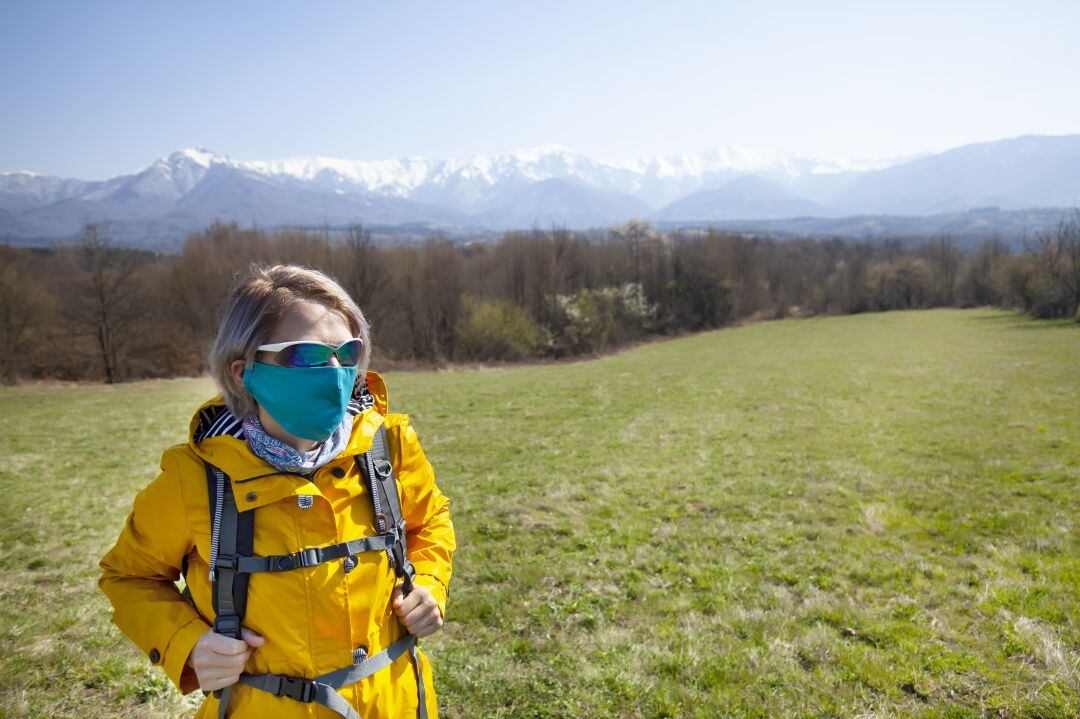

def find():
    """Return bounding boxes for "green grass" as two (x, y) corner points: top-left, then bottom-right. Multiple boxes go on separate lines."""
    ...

(1, 308), (1077, 718)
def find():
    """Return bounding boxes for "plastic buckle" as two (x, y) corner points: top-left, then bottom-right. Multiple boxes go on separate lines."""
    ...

(298, 547), (322, 568)
(273, 554), (295, 571)
(276, 675), (317, 703)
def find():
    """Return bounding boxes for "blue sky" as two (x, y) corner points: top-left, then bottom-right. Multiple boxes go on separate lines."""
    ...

(2, 0), (1078, 179)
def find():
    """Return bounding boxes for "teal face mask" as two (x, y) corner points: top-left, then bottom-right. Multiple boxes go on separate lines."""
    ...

(242, 361), (359, 442)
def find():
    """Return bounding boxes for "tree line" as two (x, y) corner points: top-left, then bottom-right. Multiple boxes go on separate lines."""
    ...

(1, 212), (1078, 385)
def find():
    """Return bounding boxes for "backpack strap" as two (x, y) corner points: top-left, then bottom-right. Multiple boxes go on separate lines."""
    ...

(204, 461), (254, 719)
(361, 423), (416, 594)
(205, 462), (253, 639)
(357, 422), (427, 718)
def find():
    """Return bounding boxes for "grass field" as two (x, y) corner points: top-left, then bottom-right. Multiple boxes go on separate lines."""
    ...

(1, 307), (1077, 718)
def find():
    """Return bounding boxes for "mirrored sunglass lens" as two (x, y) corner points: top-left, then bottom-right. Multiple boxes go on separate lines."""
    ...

(278, 340), (362, 367)
(337, 339), (362, 366)
(279, 343), (333, 367)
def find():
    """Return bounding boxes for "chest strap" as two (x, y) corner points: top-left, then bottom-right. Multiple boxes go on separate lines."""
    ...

(233, 520), (406, 574)
(237, 633), (426, 719)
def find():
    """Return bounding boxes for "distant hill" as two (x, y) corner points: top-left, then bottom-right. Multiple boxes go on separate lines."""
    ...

(1, 134), (1077, 249)
(652, 175), (831, 222)
(655, 206), (1077, 250)
(828, 135), (1080, 215)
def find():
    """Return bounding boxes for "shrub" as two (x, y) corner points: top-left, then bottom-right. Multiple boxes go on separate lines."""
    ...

(551, 282), (657, 354)
(454, 294), (548, 360)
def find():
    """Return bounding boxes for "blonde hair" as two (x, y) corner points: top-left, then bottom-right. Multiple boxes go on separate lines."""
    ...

(208, 263), (372, 418)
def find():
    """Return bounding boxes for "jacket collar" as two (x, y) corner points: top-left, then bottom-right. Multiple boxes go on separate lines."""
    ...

(186, 371), (390, 509)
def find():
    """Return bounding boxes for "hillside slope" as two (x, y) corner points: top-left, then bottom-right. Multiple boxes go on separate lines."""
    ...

(1, 308), (1077, 717)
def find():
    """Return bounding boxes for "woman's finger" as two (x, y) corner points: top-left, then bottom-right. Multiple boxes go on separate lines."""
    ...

(395, 591), (423, 617)
(203, 676), (241, 691)
(411, 616), (443, 638)
(404, 606), (441, 631)
(200, 645), (249, 661)
(203, 632), (251, 656)
(198, 669), (235, 685)
(200, 648), (251, 669)
(197, 669), (243, 691)
(241, 627), (266, 648)
(401, 598), (438, 624)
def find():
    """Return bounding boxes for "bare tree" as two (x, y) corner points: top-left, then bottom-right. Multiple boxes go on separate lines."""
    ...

(610, 219), (658, 285)
(63, 223), (146, 383)
(1032, 211), (1080, 319)
(925, 235), (960, 305)
(0, 246), (56, 384)
(340, 223), (388, 310)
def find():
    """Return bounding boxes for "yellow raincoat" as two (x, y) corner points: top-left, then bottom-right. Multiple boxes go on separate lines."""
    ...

(98, 371), (454, 718)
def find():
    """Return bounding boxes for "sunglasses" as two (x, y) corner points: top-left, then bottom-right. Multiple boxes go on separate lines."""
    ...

(255, 337), (364, 368)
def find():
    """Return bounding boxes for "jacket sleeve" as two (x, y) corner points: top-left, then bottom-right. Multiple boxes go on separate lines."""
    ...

(390, 414), (456, 619)
(98, 449), (209, 694)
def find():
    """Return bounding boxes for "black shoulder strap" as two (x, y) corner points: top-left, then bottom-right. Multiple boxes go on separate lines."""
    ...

(204, 460), (255, 717)
(370, 424), (404, 527)
(362, 423), (415, 594)
(204, 461), (255, 639)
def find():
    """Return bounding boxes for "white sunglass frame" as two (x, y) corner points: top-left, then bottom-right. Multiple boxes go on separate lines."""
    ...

(254, 336), (365, 366)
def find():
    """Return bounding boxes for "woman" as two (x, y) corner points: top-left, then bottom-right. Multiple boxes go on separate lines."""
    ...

(99, 263), (455, 719)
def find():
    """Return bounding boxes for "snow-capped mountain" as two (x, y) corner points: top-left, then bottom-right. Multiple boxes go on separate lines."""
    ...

(1, 134), (1077, 249)
(123, 143), (867, 208)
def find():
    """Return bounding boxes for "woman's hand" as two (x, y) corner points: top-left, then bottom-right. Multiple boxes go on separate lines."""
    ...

(392, 582), (444, 638)
(185, 627), (265, 691)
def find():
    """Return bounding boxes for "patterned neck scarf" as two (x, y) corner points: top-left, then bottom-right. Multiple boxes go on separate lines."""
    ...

(242, 412), (351, 474)
(242, 380), (376, 475)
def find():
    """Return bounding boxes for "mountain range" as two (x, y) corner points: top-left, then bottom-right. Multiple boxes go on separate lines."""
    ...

(2, 134), (1078, 251)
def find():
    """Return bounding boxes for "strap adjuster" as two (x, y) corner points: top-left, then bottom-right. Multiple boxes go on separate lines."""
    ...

(275, 675), (317, 703)
(215, 554), (237, 570)
(297, 547), (322, 568)
(213, 614), (241, 639)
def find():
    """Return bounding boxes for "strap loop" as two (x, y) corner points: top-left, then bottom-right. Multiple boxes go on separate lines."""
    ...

(214, 554), (237, 571)
(373, 458), (393, 478)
